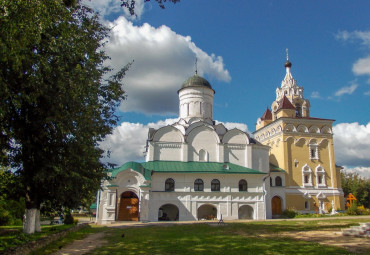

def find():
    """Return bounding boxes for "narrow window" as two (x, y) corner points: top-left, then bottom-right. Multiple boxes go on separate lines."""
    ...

(239, 179), (248, 191)
(211, 179), (220, 191)
(318, 175), (323, 184)
(165, 178), (175, 192)
(305, 201), (309, 210)
(275, 176), (282, 187)
(270, 177), (273, 187)
(194, 179), (204, 191)
(305, 175), (309, 184)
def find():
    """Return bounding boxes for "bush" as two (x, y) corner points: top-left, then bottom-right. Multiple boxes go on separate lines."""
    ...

(0, 206), (11, 225)
(346, 202), (361, 215)
(282, 208), (298, 218)
(63, 211), (74, 225)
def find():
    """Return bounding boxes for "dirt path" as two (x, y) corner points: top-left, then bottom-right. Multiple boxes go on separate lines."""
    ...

(53, 231), (107, 255)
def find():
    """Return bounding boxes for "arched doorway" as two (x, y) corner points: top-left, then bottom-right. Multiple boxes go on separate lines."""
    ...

(271, 196), (282, 216)
(117, 191), (139, 221)
(158, 204), (179, 221)
(197, 204), (217, 220)
(238, 205), (253, 219)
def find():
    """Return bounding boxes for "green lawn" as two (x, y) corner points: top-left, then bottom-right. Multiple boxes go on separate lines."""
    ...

(91, 219), (367, 255)
(3, 218), (369, 255)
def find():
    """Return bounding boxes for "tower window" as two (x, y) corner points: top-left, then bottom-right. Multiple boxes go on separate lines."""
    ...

(309, 144), (319, 160)
(275, 176), (282, 186)
(295, 104), (302, 117)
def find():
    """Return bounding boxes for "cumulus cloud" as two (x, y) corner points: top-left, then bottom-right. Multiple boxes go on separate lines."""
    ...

(336, 30), (370, 78)
(352, 56), (370, 76)
(334, 83), (358, 97)
(104, 17), (231, 115)
(341, 166), (370, 179)
(333, 122), (370, 170)
(100, 119), (248, 166)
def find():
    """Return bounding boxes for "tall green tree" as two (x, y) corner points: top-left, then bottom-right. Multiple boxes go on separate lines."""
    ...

(0, 0), (128, 233)
(341, 171), (370, 208)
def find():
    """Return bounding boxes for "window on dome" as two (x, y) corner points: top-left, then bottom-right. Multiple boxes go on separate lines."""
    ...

(194, 179), (204, 191)
(165, 178), (175, 192)
(239, 179), (248, 191)
(211, 179), (220, 191)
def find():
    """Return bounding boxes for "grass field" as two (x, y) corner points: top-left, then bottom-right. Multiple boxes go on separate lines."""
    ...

(4, 218), (370, 255)
(90, 219), (367, 255)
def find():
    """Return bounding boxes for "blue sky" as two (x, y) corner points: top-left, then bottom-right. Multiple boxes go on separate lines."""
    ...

(84, 0), (370, 178)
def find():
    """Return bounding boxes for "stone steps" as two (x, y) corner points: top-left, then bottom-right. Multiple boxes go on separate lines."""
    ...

(342, 223), (370, 238)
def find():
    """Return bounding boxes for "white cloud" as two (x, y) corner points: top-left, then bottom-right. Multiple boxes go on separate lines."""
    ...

(216, 121), (248, 133)
(82, 0), (145, 20)
(352, 56), (370, 76)
(364, 91), (370, 96)
(336, 30), (370, 47)
(103, 16), (231, 115)
(333, 122), (370, 169)
(82, 0), (123, 18)
(311, 91), (321, 99)
(334, 83), (358, 97)
(341, 166), (370, 179)
(100, 119), (248, 166)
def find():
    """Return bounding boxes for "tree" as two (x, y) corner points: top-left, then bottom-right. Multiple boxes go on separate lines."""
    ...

(341, 171), (370, 208)
(0, 0), (128, 233)
(121, 0), (180, 16)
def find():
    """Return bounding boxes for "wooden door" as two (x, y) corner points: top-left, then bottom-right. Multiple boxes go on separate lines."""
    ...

(271, 196), (282, 215)
(117, 192), (139, 221)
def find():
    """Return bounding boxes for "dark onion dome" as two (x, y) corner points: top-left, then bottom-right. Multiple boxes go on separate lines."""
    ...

(179, 74), (214, 92)
(284, 60), (292, 68)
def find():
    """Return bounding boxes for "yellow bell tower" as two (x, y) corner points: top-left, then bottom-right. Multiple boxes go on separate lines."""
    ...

(254, 50), (344, 216)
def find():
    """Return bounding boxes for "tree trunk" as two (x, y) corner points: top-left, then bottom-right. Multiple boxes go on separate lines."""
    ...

(35, 209), (41, 232)
(23, 208), (37, 234)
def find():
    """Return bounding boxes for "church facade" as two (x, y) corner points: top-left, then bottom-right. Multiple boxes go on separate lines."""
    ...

(96, 55), (344, 224)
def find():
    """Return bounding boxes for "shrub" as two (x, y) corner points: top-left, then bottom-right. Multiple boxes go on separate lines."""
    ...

(346, 202), (359, 215)
(282, 208), (298, 218)
(63, 211), (74, 225)
(0, 206), (11, 225)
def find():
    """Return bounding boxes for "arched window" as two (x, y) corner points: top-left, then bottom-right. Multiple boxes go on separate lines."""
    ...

(275, 176), (282, 186)
(194, 179), (204, 191)
(165, 178), (175, 192)
(295, 103), (302, 117)
(211, 179), (220, 191)
(199, 149), (208, 162)
(239, 179), (248, 191)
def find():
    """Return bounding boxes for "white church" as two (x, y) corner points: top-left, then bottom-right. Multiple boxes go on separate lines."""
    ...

(96, 56), (343, 223)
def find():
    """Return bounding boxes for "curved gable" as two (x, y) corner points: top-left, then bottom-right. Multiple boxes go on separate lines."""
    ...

(186, 125), (220, 144)
(153, 126), (184, 143)
(223, 128), (250, 144)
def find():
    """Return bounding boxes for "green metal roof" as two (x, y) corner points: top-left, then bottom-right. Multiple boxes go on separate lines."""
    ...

(270, 163), (286, 173)
(109, 161), (265, 180)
